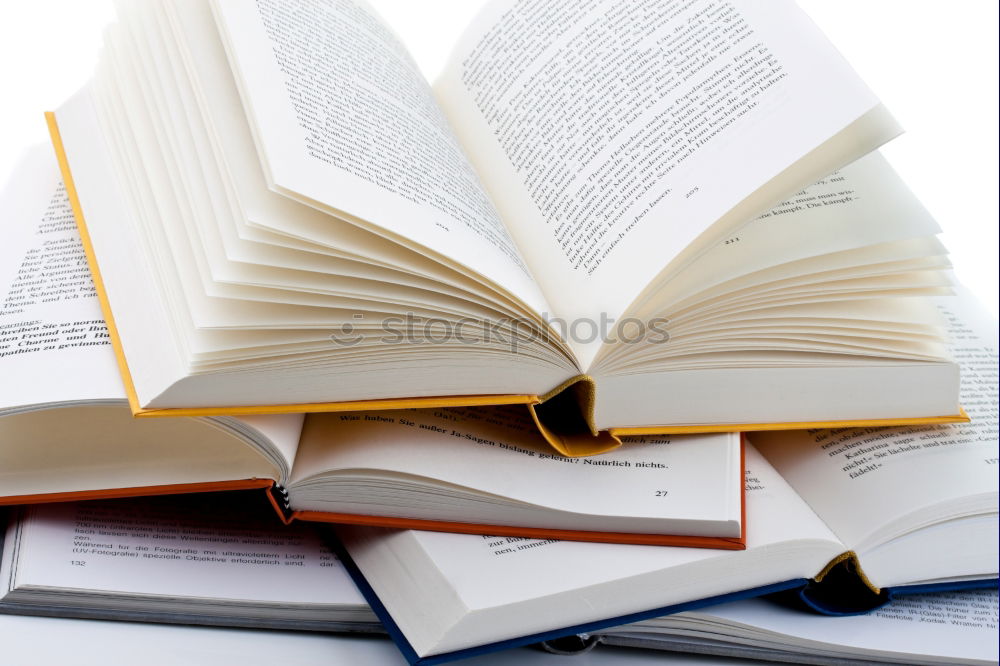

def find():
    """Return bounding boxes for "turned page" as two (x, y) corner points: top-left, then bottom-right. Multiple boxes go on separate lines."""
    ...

(290, 406), (742, 532)
(751, 287), (999, 551)
(209, 0), (550, 317)
(0, 146), (123, 410)
(437, 0), (894, 366)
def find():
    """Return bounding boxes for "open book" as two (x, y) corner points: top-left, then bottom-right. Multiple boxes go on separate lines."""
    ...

(47, 0), (963, 454)
(334, 291), (997, 661)
(595, 588), (999, 665)
(1, 494), (995, 666)
(0, 146), (744, 547)
(0, 492), (378, 631)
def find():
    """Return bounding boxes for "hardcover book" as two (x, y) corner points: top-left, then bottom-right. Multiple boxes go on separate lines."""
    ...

(48, 0), (963, 455)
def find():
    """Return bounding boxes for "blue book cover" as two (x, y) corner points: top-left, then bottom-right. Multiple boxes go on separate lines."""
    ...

(329, 534), (805, 665)
(330, 533), (999, 665)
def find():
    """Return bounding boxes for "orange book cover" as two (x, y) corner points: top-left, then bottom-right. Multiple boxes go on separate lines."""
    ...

(0, 441), (748, 550)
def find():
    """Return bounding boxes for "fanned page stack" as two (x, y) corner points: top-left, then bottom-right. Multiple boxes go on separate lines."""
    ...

(47, 0), (964, 454)
(0, 145), (744, 548)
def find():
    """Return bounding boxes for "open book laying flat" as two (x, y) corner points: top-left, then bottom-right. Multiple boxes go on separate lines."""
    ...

(331, 288), (997, 661)
(0, 492), (378, 632)
(47, 0), (964, 455)
(0, 146), (745, 548)
(1, 494), (995, 666)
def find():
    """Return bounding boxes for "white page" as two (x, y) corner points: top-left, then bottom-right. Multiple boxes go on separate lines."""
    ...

(0, 145), (125, 410)
(290, 406), (741, 534)
(341, 445), (844, 655)
(752, 286), (999, 550)
(618, 151), (943, 324)
(165, 0), (516, 311)
(209, 0), (550, 319)
(410, 446), (831, 611)
(0, 144), (304, 474)
(671, 588), (999, 665)
(126, 1), (517, 322)
(437, 0), (890, 366)
(7, 496), (365, 608)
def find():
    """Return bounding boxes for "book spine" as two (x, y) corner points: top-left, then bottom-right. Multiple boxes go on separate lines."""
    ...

(537, 634), (601, 655)
(772, 554), (886, 615)
(264, 484), (295, 525)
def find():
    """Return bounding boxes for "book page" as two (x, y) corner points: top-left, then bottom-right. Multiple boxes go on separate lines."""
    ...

(437, 0), (891, 366)
(290, 406), (741, 533)
(2, 494), (367, 610)
(592, 150), (949, 375)
(619, 588), (999, 664)
(0, 146), (123, 410)
(401, 445), (833, 610)
(618, 150), (942, 321)
(339, 445), (845, 655)
(0, 145), (304, 481)
(209, 0), (550, 319)
(751, 286), (999, 550)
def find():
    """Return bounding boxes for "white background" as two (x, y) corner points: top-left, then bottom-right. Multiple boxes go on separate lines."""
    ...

(0, 1), (996, 316)
(0, 2), (994, 660)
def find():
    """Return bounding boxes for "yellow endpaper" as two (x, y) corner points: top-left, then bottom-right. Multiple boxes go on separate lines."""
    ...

(46, 111), (145, 413)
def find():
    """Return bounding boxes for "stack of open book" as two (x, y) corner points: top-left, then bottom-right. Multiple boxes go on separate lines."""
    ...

(0, 0), (996, 664)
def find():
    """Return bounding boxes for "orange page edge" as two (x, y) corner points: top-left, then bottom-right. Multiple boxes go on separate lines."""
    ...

(262, 440), (747, 550)
(0, 478), (275, 506)
(289, 512), (745, 549)
(0, 449), (745, 548)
